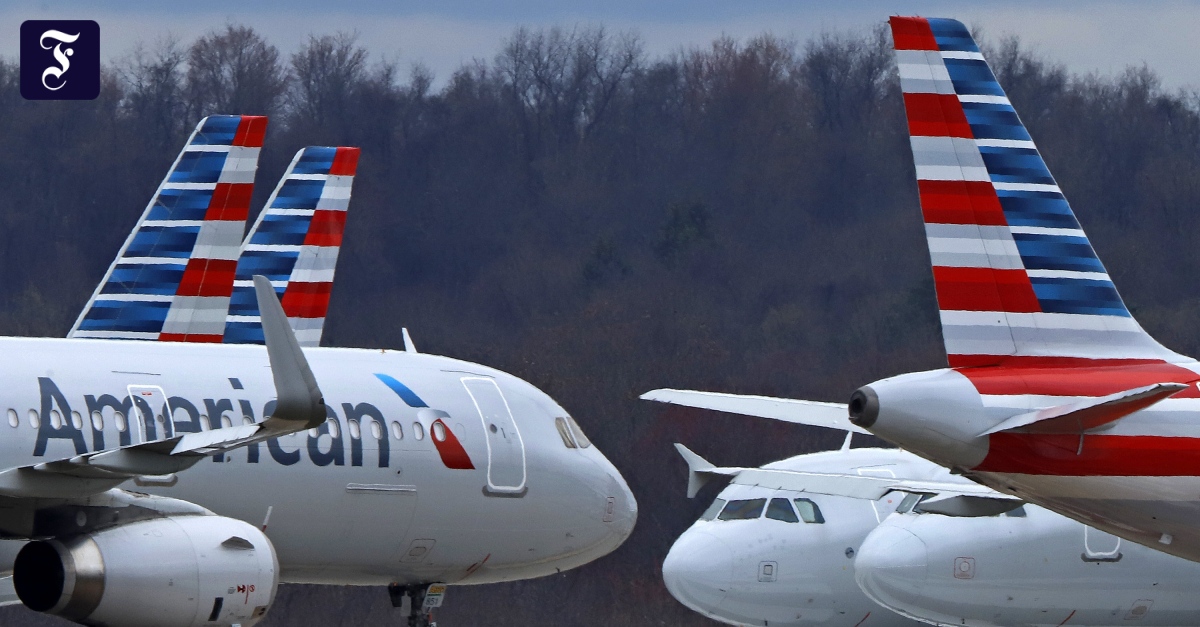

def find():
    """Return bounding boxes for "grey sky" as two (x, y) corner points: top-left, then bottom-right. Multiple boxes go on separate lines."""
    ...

(3, 1), (1198, 91)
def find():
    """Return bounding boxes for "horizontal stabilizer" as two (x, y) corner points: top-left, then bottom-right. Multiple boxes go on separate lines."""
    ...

(645, 389), (867, 434)
(979, 382), (1188, 436)
(724, 467), (1021, 516)
(673, 443), (742, 498)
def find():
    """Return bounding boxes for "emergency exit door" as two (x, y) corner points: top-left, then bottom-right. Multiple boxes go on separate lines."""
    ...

(462, 377), (526, 495)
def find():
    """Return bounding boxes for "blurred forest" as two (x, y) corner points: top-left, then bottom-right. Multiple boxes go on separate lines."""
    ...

(2, 19), (1200, 626)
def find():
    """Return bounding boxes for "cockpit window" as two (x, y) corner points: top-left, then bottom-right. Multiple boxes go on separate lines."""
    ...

(896, 493), (924, 514)
(700, 498), (726, 521)
(718, 499), (767, 521)
(565, 416), (591, 448)
(793, 498), (825, 524)
(554, 417), (578, 449)
(766, 498), (800, 523)
(1004, 506), (1027, 518)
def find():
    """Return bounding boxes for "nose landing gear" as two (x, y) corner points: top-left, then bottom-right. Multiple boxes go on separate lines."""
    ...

(388, 582), (445, 627)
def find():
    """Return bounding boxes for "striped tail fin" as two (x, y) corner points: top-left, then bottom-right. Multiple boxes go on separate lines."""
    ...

(224, 146), (360, 347)
(889, 17), (1185, 367)
(70, 115), (266, 342)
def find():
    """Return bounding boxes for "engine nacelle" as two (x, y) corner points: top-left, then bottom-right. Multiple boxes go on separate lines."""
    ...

(13, 515), (278, 627)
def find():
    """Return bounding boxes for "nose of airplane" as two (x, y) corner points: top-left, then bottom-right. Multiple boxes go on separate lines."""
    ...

(662, 529), (732, 615)
(854, 524), (929, 611)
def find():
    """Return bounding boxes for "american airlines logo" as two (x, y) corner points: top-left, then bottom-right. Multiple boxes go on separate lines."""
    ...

(20, 20), (100, 100)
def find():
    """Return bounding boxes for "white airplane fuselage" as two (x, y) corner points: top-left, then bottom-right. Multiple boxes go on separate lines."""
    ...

(662, 449), (936, 627)
(665, 445), (1200, 627)
(856, 502), (1200, 627)
(0, 336), (636, 586)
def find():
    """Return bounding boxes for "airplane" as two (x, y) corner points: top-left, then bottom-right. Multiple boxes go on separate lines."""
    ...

(857, 495), (1200, 627)
(0, 116), (636, 627)
(647, 389), (1200, 627)
(844, 15), (1200, 563)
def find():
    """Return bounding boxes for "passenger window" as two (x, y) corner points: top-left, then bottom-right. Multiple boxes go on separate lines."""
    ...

(432, 421), (446, 442)
(70, 412), (83, 430)
(700, 498), (726, 521)
(6, 409), (17, 428)
(370, 420), (383, 440)
(718, 498), (767, 521)
(27, 410), (38, 429)
(221, 414), (233, 429)
(90, 411), (103, 432)
(412, 422), (425, 440)
(114, 411), (127, 432)
(49, 410), (62, 429)
(554, 417), (578, 448)
(391, 421), (404, 440)
(566, 416), (591, 448)
(793, 498), (825, 524)
(766, 498), (799, 523)
(348, 419), (361, 440)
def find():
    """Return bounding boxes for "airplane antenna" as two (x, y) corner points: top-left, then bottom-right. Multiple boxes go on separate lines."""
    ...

(403, 328), (418, 354)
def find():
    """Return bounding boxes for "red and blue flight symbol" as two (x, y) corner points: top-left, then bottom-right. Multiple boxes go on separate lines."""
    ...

(374, 374), (474, 470)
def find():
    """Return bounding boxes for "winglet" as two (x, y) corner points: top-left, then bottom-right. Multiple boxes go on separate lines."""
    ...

(674, 443), (742, 498)
(254, 275), (326, 429)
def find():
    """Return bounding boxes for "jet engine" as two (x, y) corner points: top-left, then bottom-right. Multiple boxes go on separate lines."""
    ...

(13, 515), (277, 627)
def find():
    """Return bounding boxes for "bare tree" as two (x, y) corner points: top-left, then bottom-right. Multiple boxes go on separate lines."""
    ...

(186, 25), (287, 117)
(289, 32), (368, 129)
(117, 37), (188, 147)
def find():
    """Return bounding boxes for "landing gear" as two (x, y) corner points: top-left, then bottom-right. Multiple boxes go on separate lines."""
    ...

(388, 583), (444, 627)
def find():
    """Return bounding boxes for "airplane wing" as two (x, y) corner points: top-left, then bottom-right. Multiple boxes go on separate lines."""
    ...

(979, 382), (1188, 436)
(675, 443), (1021, 516)
(643, 389), (869, 434)
(0, 276), (326, 499)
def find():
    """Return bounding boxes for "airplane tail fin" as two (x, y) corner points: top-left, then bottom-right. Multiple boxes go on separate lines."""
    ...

(889, 17), (1184, 366)
(70, 115), (266, 341)
(224, 146), (360, 347)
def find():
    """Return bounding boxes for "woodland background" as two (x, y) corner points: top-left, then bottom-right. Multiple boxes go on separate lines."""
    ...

(1, 20), (1199, 625)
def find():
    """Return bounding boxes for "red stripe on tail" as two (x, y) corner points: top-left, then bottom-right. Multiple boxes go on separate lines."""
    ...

(889, 16), (937, 51)
(205, 183), (253, 221)
(303, 210), (346, 247)
(933, 266), (1040, 313)
(329, 147), (360, 176)
(903, 93), (973, 138)
(176, 258), (237, 297)
(919, 180), (1006, 226)
(232, 116), (268, 147)
(281, 282), (332, 318)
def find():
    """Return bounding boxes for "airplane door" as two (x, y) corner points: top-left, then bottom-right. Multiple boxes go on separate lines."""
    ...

(127, 385), (174, 443)
(462, 378), (526, 495)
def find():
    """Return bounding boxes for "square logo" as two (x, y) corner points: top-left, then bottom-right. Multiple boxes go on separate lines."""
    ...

(20, 20), (100, 100)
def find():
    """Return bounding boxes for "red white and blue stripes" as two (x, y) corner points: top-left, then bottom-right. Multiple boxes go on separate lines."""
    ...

(70, 115), (266, 342)
(224, 146), (359, 347)
(890, 17), (1182, 367)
